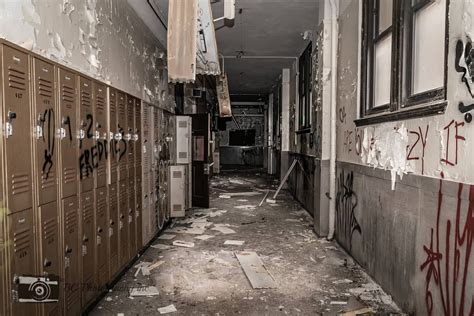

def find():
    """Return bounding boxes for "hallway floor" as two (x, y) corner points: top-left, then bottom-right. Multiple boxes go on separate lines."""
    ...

(91, 172), (402, 315)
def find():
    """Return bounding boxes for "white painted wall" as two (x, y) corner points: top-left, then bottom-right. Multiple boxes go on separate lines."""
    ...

(0, 0), (172, 110)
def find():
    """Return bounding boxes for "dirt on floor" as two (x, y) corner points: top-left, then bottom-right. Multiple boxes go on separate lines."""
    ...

(90, 172), (404, 316)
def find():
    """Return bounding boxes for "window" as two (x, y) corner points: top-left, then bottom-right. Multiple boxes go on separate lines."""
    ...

(229, 129), (256, 146)
(298, 42), (312, 130)
(359, 0), (448, 125)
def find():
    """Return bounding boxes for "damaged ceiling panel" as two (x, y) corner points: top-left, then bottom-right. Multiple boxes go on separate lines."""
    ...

(167, 0), (198, 83)
(196, 0), (221, 76)
(217, 73), (232, 117)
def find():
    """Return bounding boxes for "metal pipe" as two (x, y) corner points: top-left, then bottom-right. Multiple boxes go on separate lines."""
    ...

(327, 0), (338, 240)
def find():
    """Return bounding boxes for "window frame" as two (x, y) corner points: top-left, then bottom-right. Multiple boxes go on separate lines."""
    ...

(357, 0), (449, 126)
(298, 42), (312, 131)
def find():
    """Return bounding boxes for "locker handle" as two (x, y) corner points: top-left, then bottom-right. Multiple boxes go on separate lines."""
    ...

(120, 214), (125, 219)
(97, 227), (103, 233)
(7, 111), (17, 122)
(65, 246), (73, 254)
(43, 259), (52, 268)
(110, 220), (115, 225)
(83, 236), (89, 242)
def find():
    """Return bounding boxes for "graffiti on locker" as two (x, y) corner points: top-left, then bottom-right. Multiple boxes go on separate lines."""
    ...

(110, 124), (128, 162)
(335, 170), (361, 251)
(420, 173), (474, 316)
(78, 114), (109, 180)
(38, 108), (55, 180)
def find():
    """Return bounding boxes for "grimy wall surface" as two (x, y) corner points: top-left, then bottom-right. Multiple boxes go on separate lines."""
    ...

(335, 0), (474, 314)
(0, 0), (172, 110)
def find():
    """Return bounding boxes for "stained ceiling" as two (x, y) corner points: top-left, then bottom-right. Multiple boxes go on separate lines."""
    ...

(130, 0), (319, 95)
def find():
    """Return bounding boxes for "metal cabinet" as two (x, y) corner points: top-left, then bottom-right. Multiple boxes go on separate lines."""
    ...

(94, 82), (107, 188)
(58, 67), (78, 199)
(1, 44), (33, 214)
(78, 77), (94, 192)
(61, 196), (81, 316)
(96, 187), (108, 288)
(32, 57), (57, 206)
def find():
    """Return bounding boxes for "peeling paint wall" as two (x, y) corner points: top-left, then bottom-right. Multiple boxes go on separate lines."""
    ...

(0, 0), (173, 110)
(335, 0), (474, 314)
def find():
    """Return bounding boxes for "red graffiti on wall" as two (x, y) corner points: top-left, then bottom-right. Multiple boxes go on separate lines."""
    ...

(406, 125), (429, 175)
(420, 172), (474, 316)
(441, 120), (465, 167)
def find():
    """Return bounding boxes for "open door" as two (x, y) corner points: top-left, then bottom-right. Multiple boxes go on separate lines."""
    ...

(191, 113), (210, 207)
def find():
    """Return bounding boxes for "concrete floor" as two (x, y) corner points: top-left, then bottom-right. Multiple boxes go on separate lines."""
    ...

(91, 172), (403, 315)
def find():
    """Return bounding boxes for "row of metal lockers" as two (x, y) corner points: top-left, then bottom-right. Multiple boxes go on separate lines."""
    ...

(0, 40), (187, 315)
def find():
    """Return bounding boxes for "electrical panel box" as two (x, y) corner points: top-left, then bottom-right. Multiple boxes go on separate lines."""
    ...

(175, 116), (192, 164)
(168, 165), (186, 218)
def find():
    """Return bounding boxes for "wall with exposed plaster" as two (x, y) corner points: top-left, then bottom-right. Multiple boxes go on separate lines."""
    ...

(0, 0), (173, 110)
(334, 0), (474, 314)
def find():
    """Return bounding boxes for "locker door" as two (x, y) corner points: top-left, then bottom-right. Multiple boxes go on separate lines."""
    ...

(126, 95), (135, 180)
(7, 209), (38, 316)
(93, 82), (107, 188)
(38, 201), (60, 316)
(134, 98), (141, 163)
(58, 68), (77, 199)
(109, 88), (118, 184)
(95, 187), (108, 288)
(32, 58), (57, 206)
(80, 191), (95, 307)
(117, 92), (127, 181)
(135, 173), (143, 250)
(78, 77), (94, 192)
(1, 44), (33, 214)
(107, 183), (119, 279)
(61, 196), (80, 316)
(118, 180), (129, 267)
(108, 184), (119, 279)
(128, 178), (136, 258)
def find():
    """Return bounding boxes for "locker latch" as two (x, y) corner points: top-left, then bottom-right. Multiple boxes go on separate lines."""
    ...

(56, 128), (66, 139)
(109, 132), (114, 140)
(133, 133), (139, 141)
(78, 129), (85, 140)
(95, 131), (100, 140)
(5, 111), (16, 138)
(35, 125), (43, 139)
(115, 132), (122, 141)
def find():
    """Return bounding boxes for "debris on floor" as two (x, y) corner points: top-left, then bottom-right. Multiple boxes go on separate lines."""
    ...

(224, 240), (245, 245)
(158, 234), (176, 240)
(172, 240), (195, 248)
(129, 286), (159, 297)
(211, 224), (236, 234)
(148, 260), (165, 272)
(157, 304), (177, 314)
(195, 234), (215, 240)
(235, 251), (277, 289)
(150, 243), (172, 250)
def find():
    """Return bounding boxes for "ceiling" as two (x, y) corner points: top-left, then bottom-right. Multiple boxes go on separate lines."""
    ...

(130, 0), (319, 95)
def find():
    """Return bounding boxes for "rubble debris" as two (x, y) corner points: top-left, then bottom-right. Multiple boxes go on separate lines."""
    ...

(332, 279), (354, 285)
(266, 198), (276, 204)
(211, 225), (236, 234)
(227, 191), (262, 197)
(224, 240), (245, 246)
(234, 205), (256, 210)
(219, 194), (231, 199)
(285, 219), (300, 222)
(235, 251), (277, 289)
(237, 199), (248, 202)
(340, 307), (374, 315)
(150, 244), (172, 250)
(195, 234), (215, 240)
(148, 260), (165, 272)
(158, 234), (176, 240)
(172, 240), (195, 248)
(168, 226), (206, 235)
(129, 286), (160, 297)
(158, 304), (177, 314)
(330, 301), (348, 305)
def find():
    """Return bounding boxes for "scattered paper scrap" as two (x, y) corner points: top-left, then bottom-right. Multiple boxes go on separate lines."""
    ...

(330, 301), (347, 305)
(195, 234), (215, 240)
(168, 226), (206, 235)
(285, 219), (300, 222)
(224, 240), (245, 246)
(234, 205), (256, 210)
(266, 199), (276, 204)
(129, 286), (159, 297)
(235, 251), (277, 289)
(148, 260), (165, 272)
(158, 304), (177, 314)
(332, 279), (353, 285)
(172, 240), (195, 248)
(150, 244), (172, 250)
(237, 199), (248, 202)
(227, 191), (262, 197)
(340, 307), (374, 316)
(158, 234), (176, 240)
(211, 226), (236, 234)
(219, 194), (231, 199)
